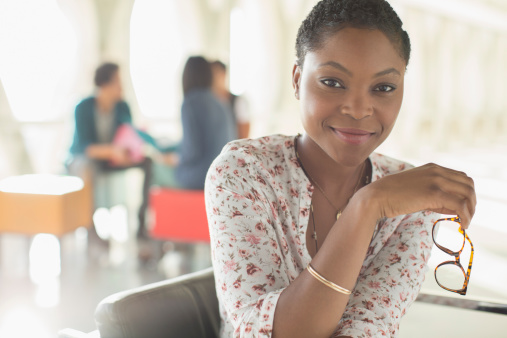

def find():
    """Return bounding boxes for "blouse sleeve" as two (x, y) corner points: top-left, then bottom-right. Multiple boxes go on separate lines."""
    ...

(205, 144), (289, 337)
(333, 211), (439, 337)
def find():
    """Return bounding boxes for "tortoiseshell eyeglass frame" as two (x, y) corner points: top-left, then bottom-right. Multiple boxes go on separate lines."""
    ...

(431, 216), (474, 296)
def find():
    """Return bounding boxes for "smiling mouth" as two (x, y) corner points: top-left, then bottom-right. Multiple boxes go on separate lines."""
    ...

(331, 127), (374, 145)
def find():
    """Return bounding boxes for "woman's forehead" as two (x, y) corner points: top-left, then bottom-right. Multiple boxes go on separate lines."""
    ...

(304, 27), (406, 74)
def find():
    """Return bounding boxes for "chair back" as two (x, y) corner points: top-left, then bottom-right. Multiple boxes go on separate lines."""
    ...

(95, 267), (220, 338)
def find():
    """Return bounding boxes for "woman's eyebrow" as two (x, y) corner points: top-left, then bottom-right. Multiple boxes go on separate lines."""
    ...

(318, 61), (352, 76)
(373, 68), (401, 78)
(318, 62), (400, 78)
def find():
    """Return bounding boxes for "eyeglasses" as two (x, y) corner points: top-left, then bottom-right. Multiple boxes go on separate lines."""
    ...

(431, 216), (474, 296)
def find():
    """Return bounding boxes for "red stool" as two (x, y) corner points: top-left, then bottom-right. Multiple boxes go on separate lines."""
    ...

(149, 188), (209, 242)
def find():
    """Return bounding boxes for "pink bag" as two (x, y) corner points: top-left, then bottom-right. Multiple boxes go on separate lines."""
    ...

(110, 124), (145, 166)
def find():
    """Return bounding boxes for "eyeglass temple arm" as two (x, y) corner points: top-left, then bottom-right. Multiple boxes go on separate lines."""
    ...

(416, 291), (507, 316)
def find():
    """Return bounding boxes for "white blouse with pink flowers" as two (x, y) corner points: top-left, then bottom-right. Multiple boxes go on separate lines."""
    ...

(205, 134), (437, 338)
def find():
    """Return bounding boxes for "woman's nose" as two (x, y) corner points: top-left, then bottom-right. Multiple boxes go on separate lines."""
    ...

(339, 92), (373, 120)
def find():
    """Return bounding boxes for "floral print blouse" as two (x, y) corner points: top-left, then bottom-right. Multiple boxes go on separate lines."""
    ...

(205, 135), (437, 337)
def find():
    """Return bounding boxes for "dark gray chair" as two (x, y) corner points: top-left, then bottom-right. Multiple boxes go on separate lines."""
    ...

(59, 267), (219, 338)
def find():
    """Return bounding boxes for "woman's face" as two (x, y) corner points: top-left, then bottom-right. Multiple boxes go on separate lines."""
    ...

(293, 27), (406, 167)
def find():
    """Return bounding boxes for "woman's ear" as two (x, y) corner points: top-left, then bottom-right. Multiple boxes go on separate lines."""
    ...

(292, 64), (301, 100)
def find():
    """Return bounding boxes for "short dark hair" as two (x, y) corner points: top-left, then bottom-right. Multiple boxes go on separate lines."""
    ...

(94, 62), (119, 87)
(182, 56), (213, 96)
(295, 0), (411, 67)
(211, 60), (227, 71)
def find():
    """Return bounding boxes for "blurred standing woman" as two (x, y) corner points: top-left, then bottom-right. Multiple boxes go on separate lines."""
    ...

(156, 56), (237, 190)
(205, 1), (476, 337)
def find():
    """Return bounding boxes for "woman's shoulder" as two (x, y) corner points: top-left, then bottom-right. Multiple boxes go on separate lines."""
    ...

(115, 99), (130, 111)
(209, 134), (295, 174)
(206, 135), (297, 193)
(370, 152), (415, 179)
(221, 134), (294, 160)
(76, 96), (94, 111)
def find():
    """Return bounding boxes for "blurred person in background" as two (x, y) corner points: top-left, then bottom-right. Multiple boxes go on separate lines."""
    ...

(154, 56), (237, 190)
(68, 62), (152, 239)
(211, 60), (250, 139)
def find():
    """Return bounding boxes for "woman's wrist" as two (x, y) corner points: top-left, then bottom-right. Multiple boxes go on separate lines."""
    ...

(348, 185), (383, 229)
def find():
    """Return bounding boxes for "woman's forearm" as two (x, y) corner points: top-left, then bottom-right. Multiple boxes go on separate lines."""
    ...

(273, 189), (380, 338)
(85, 144), (115, 160)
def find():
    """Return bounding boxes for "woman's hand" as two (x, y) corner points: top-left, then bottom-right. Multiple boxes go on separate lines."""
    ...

(361, 163), (476, 228)
(156, 152), (179, 167)
(110, 146), (132, 166)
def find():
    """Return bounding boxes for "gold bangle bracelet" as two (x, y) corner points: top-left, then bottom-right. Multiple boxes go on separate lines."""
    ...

(307, 264), (352, 295)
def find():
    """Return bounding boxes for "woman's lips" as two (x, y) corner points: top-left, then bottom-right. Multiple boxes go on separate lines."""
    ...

(331, 127), (374, 145)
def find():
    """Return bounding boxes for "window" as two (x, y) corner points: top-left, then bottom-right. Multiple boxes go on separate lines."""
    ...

(0, 0), (77, 122)
(130, 0), (184, 121)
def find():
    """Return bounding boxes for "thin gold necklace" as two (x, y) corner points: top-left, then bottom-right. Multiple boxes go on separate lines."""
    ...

(294, 134), (370, 252)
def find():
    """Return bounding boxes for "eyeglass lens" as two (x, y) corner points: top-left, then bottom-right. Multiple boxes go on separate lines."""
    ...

(434, 220), (465, 253)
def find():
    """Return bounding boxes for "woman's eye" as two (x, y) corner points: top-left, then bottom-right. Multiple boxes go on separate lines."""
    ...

(374, 84), (396, 92)
(321, 79), (342, 88)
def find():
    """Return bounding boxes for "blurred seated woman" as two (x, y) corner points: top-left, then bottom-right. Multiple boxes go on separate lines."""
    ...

(68, 62), (152, 238)
(154, 56), (237, 190)
(204, 0), (477, 337)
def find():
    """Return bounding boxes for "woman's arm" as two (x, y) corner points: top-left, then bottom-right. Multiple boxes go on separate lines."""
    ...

(85, 144), (130, 165)
(273, 192), (380, 338)
(272, 163), (475, 338)
(85, 144), (114, 159)
(205, 149), (291, 336)
(332, 211), (438, 337)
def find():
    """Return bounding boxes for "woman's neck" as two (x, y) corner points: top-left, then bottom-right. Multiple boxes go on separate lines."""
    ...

(296, 133), (367, 198)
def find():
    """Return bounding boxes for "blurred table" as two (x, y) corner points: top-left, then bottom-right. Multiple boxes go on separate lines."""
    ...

(0, 174), (92, 236)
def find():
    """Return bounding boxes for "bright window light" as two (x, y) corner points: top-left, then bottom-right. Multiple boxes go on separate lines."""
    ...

(29, 234), (61, 284)
(401, 0), (507, 32)
(229, 7), (247, 96)
(130, 0), (183, 119)
(0, 0), (77, 122)
(0, 308), (52, 338)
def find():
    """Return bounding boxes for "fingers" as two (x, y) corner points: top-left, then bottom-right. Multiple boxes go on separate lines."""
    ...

(424, 164), (476, 227)
(374, 162), (476, 227)
(432, 189), (473, 229)
(425, 163), (474, 190)
(436, 177), (476, 223)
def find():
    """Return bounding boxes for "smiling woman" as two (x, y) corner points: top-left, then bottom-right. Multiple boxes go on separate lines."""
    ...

(204, 0), (477, 337)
